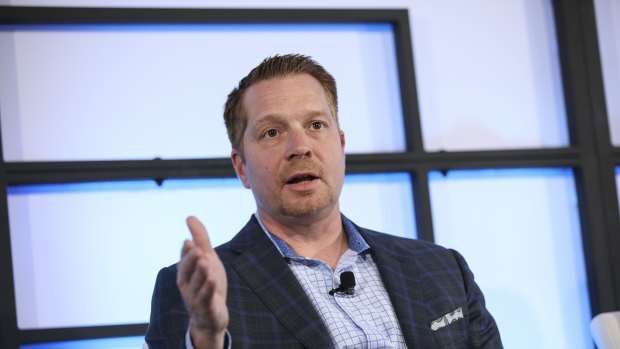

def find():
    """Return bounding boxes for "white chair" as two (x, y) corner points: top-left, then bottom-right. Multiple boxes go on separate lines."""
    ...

(591, 311), (620, 349)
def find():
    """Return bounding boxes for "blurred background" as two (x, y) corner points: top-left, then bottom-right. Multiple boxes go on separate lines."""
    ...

(0, 0), (618, 348)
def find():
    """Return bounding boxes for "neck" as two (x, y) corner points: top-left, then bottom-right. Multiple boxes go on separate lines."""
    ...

(258, 206), (347, 269)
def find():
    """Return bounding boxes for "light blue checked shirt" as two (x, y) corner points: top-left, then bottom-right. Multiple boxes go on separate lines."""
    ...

(257, 214), (407, 349)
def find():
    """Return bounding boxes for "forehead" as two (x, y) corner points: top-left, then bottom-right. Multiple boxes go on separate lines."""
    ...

(241, 73), (332, 125)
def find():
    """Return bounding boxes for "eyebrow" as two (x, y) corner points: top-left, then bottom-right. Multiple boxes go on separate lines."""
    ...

(252, 114), (287, 131)
(252, 111), (331, 130)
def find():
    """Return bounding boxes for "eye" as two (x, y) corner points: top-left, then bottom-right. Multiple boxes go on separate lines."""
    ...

(263, 128), (279, 138)
(311, 121), (325, 130)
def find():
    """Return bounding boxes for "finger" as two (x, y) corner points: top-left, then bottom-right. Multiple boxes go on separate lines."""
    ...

(186, 216), (213, 253)
(187, 258), (209, 296)
(177, 247), (201, 286)
(181, 239), (192, 258)
(198, 277), (217, 307)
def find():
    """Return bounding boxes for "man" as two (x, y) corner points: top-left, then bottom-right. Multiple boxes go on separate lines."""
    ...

(146, 54), (502, 348)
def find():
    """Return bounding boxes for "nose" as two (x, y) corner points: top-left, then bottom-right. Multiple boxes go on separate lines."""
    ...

(286, 128), (312, 160)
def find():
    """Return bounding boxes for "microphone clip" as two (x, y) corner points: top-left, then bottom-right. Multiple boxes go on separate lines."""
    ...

(328, 285), (355, 296)
(328, 271), (356, 296)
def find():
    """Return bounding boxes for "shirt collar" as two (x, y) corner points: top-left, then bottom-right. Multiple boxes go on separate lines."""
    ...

(254, 213), (370, 258)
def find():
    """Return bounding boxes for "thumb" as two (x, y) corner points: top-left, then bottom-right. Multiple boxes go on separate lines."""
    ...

(186, 216), (213, 253)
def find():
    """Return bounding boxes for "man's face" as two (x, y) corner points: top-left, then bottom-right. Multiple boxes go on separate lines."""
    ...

(231, 73), (345, 222)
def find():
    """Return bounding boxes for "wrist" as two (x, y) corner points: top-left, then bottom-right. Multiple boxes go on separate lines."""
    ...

(189, 320), (226, 349)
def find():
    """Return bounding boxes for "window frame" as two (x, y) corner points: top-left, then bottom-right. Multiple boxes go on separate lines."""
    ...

(0, 2), (617, 347)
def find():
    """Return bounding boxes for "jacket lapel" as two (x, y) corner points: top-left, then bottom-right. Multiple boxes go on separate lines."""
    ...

(227, 217), (334, 349)
(360, 229), (439, 348)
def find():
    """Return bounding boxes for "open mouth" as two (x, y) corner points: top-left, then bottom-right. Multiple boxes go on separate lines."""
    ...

(286, 173), (320, 185)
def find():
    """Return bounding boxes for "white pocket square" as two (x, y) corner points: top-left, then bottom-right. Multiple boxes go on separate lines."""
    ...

(431, 307), (464, 331)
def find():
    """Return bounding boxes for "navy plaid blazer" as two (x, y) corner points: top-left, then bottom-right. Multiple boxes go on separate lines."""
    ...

(145, 216), (502, 348)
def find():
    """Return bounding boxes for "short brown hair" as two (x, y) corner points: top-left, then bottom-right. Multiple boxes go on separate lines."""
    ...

(223, 54), (338, 153)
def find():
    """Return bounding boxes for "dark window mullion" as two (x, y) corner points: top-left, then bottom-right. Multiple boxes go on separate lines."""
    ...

(611, 147), (620, 163)
(0, 118), (20, 349)
(0, 7), (408, 25)
(580, 0), (620, 312)
(553, 0), (619, 314)
(19, 324), (148, 344)
(4, 149), (581, 185)
(411, 168), (435, 242)
(393, 9), (423, 154)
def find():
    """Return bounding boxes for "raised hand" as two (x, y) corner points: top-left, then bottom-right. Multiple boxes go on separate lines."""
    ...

(177, 216), (229, 349)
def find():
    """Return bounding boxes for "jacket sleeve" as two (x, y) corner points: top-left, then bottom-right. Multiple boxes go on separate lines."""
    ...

(450, 249), (504, 348)
(145, 266), (189, 349)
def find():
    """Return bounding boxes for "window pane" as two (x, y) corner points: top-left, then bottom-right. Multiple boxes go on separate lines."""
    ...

(9, 179), (255, 329)
(429, 169), (591, 349)
(0, 23), (404, 161)
(21, 336), (144, 349)
(9, 173), (414, 329)
(594, 0), (620, 145)
(341, 173), (416, 239)
(412, 0), (568, 150)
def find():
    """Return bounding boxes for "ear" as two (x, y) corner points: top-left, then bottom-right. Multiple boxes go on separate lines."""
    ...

(339, 129), (346, 151)
(231, 149), (251, 189)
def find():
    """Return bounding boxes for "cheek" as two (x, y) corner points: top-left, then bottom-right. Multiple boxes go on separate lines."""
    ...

(251, 163), (278, 186)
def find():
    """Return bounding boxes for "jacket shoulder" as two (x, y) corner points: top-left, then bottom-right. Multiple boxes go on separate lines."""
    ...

(145, 265), (188, 349)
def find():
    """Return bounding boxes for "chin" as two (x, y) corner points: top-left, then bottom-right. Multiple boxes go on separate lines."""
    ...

(280, 195), (335, 218)
(281, 205), (322, 218)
